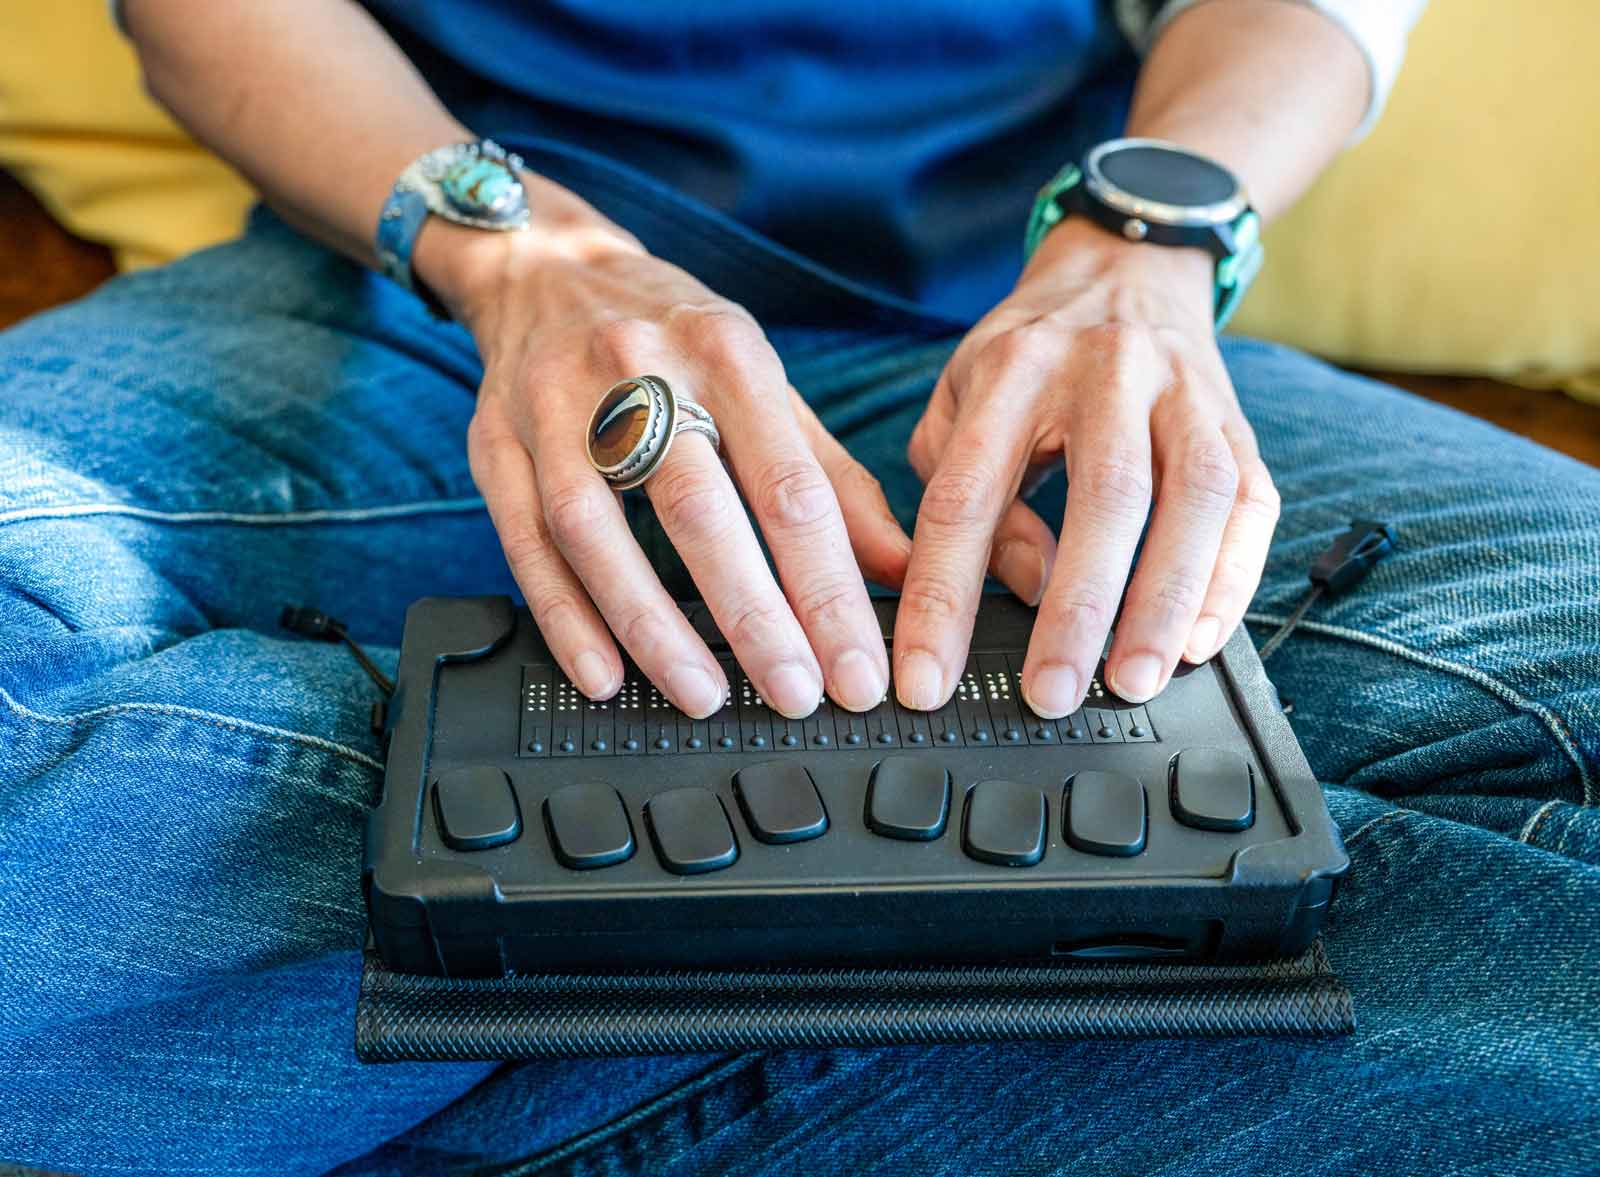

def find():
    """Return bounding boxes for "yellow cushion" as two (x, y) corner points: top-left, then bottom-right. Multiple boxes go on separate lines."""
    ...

(1228, 0), (1600, 403)
(0, 4), (252, 271)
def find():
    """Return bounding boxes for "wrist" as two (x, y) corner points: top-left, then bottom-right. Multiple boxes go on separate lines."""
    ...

(1022, 215), (1214, 321)
(411, 172), (642, 329)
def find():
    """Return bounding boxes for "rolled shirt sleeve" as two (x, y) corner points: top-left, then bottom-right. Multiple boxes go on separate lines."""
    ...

(1115, 0), (1430, 141)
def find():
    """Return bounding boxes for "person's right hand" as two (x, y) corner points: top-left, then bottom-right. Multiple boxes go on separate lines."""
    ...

(415, 181), (913, 720)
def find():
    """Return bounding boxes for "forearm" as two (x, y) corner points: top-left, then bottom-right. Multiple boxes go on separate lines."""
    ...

(122, 0), (612, 312)
(1126, 0), (1369, 222)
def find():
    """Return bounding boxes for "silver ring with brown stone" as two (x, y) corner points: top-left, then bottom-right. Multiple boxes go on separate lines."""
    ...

(586, 374), (722, 490)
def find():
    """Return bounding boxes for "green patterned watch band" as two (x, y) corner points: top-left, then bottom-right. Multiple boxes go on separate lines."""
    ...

(1212, 209), (1263, 330)
(1023, 162), (1264, 331)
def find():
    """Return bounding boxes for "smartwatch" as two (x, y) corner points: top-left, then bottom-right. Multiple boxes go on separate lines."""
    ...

(1024, 138), (1263, 330)
(375, 139), (530, 317)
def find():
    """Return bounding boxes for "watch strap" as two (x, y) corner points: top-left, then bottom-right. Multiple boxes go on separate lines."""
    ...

(1023, 163), (1081, 261)
(1212, 208), (1263, 331)
(1024, 161), (1263, 331)
(375, 186), (451, 320)
(375, 139), (530, 321)
(376, 187), (428, 292)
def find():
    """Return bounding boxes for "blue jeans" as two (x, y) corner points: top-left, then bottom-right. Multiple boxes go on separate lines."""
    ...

(2, 192), (1598, 1175)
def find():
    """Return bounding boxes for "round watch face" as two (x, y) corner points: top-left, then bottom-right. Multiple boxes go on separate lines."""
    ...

(1084, 139), (1246, 227)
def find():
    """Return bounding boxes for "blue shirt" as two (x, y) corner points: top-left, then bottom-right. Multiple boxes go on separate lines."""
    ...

(361, 2), (1135, 322)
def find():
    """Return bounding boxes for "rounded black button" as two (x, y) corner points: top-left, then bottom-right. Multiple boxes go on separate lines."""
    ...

(1034, 726), (1052, 740)
(941, 730), (958, 744)
(750, 734), (767, 748)
(655, 736), (672, 750)
(560, 739), (576, 753)
(623, 738), (639, 751)
(876, 732), (894, 745)
(645, 787), (739, 874)
(433, 765), (522, 852)
(815, 733), (832, 746)
(782, 733), (799, 747)
(846, 732), (863, 745)
(866, 756), (951, 842)
(1171, 747), (1255, 832)
(687, 736), (704, 749)
(1004, 727), (1021, 742)
(973, 729), (991, 743)
(591, 738), (608, 752)
(718, 735), (735, 749)
(963, 778), (1047, 867)
(1066, 771), (1147, 856)
(544, 782), (634, 870)
(527, 740), (543, 753)
(909, 731), (926, 744)
(734, 761), (828, 845)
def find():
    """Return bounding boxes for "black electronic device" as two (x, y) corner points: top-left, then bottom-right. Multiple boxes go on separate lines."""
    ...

(365, 596), (1347, 977)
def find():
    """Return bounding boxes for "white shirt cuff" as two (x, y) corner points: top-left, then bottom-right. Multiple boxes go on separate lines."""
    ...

(1116, 0), (1429, 143)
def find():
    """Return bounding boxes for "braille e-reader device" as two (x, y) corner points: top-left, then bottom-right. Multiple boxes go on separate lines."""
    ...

(364, 595), (1348, 978)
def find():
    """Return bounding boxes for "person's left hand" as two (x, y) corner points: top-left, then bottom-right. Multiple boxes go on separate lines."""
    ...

(893, 217), (1281, 717)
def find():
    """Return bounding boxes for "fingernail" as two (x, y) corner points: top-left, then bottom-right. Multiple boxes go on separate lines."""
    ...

(573, 649), (617, 697)
(1187, 616), (1222, 661)
(1024, 663), (1080, 719)
(1109, 653), (1163, 703)
(994, 541), (1047, 607)
(765, 661), (822, 719)
(668, 664), (725, 718)
(830, 648), (887, 713)
(895, 649), (945, 711)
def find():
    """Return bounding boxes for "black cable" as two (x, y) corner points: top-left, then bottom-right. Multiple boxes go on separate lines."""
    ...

(1256, 520), (1396, 665)
(279, 605), (396, 697)
(1256, 585), (1322, 664)
(339, 636), (397, 697)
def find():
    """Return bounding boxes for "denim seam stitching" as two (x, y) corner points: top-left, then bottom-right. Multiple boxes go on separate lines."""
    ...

(0, 496), (486, 530)
(1244, 610), (1596, 805)
(1519, 799), (1568, 845)
(493, 1054), (767, 1176)
(0, 685), (384, 772)
(1340, 807), (1415, 849)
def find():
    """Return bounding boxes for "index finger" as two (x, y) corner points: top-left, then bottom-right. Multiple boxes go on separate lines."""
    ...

(893, 393), (1032, 710)
(1020, 401), (1153, 719)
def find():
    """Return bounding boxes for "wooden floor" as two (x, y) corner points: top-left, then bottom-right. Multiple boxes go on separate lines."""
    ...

(3, 170), (1597, 468)
(0, 171), (115, 328)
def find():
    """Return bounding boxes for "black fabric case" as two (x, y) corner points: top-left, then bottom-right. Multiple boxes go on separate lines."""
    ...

(355, 939), (1351, 1061)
